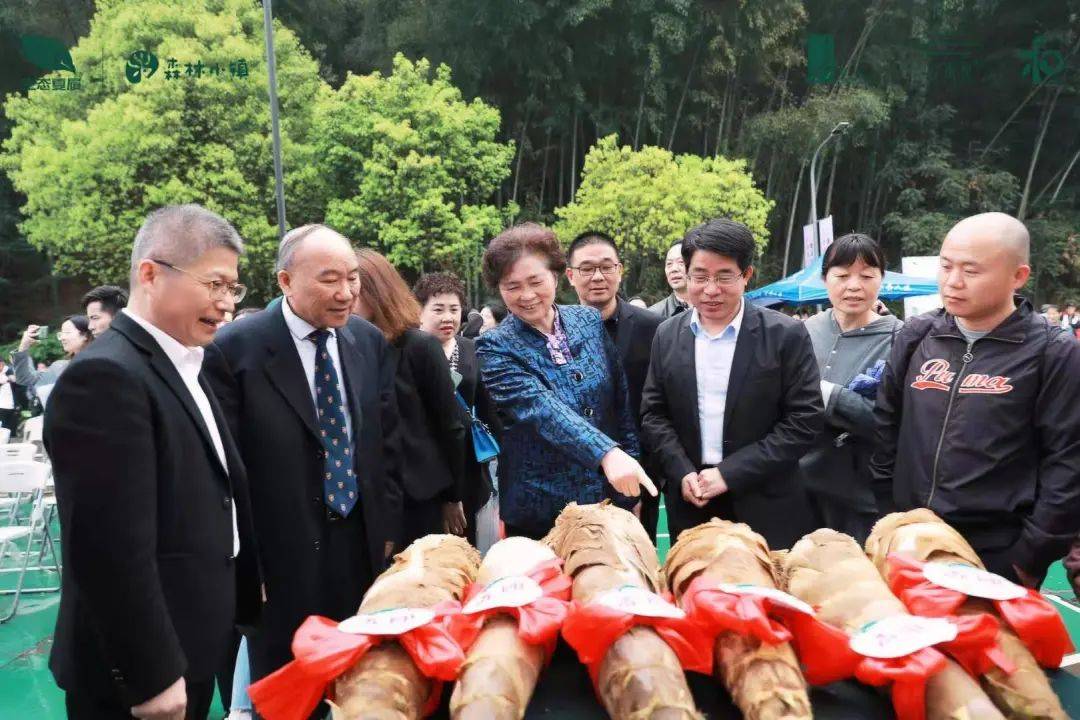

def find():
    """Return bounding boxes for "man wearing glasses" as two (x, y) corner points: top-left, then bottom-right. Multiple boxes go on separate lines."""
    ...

(45, 204), (260, 720)
(649, 242), (691, 318)
(641, 218), (823, 548)
(565, 230), (663, 539)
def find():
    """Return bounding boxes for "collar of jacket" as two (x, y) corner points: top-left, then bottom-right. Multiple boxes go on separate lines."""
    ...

(930, 295), (1033, 343)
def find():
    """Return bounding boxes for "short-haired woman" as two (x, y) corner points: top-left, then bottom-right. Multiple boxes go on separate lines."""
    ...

(476, 223), (655, 539)
(413, 271), (502, 550)
(352, 249), (467, 546)
(800, 233), (903, 542)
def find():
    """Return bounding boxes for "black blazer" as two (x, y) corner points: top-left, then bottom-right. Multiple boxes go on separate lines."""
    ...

(390, 328), (466, 504)
(44, 312), (259, 706)
(641, 302), (824, 548)
(203, 301), (402, 674)
(455, 336), (502, 512)
(609, 298), (663, 428)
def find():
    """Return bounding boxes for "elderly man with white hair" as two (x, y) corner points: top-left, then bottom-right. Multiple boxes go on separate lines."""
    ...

(204, 224), (402, 708)
(871, 212), (1080, 588)
(45, 204), (261, 719)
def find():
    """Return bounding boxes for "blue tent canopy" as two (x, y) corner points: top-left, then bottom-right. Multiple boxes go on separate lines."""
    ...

(745, 256), (938, 306)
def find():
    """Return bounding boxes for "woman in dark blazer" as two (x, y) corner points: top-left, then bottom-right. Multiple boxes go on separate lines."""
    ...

(414, 271), (502, 549)
(476, 223), (656, 540)
(353, 249), (467, 547)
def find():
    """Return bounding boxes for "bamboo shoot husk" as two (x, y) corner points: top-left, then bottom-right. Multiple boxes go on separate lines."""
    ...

(664, 519), (811, 720)
(866, 510), (1067, 719)
(780, 528), (1004, 720)
(450, 537), (556, 719)
(544, 502), (702, 719)
(331, 534), (481, 720)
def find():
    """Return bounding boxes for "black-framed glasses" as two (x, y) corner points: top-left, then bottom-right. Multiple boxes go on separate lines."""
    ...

(569, 262), (622, 277)
(151, 259), (247, 302)
(687, 270), (746, 288)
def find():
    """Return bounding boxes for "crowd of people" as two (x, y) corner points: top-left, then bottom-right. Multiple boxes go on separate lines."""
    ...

(4, 203), (1079, 720)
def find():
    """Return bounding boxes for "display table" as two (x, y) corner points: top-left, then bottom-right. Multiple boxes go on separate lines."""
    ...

(426, 642), (1080, 718)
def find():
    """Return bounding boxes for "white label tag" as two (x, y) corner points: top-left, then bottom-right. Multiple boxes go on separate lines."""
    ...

(463, 575), (544, 614)
(850, 615), (957, 659)
(337, 607), (436, 636)
(922, 562), (1027, 601)
(593, 585), (685, 619)
(718, 583), (816, 616)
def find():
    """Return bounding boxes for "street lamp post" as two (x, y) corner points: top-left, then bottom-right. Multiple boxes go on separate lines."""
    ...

(262, 0), (287, 242)
(808, 121), (851, 259)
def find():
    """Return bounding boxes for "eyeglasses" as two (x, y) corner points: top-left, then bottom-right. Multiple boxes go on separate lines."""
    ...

(569, 263), (621, 277)
(688, 271), (745, 288)
(151, 259), (247, 302)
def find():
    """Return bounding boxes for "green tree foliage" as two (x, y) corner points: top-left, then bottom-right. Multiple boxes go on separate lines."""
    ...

(1, 0), (327, 301)
(554, 135), (772, 297)
(310, 54), (515, 276)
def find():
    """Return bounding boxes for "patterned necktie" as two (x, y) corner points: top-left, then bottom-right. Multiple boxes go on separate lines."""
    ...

(310, 329), (357, 517)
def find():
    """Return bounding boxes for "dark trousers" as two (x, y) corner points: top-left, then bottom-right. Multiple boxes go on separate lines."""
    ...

(400, 494), (446, 547)
(639, 490), (660, 543)
(503, 521), (548, 541)
(806, 490), (878, 546)
(249, 512), (374, 686)
(66, 679), (214, 720)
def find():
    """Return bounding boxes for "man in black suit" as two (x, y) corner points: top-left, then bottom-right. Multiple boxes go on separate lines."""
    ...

(205, 224), (402, 688)
(565, 231), (663, 538)
(45, 204), (260, 719)
(641, 218), (823, 550)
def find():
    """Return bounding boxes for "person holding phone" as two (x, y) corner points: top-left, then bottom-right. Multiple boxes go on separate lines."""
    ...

(12, 316), (94, 409)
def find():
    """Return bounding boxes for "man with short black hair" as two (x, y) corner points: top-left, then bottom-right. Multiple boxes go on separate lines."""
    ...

(641, 218), (823, 548)
(871, 212), (1080, 586)
(82, 285), (129, 337)
(566, 230), (663, 538)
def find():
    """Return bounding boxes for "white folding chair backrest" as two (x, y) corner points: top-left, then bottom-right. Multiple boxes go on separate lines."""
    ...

(0, 444), (36, 462)
(0, 462), (49, 495)
(0, 428), (9, 445)
(22, 416), (43, 445)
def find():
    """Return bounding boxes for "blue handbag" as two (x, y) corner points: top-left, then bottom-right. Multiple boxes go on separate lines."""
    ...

(455, 392), (500, 463)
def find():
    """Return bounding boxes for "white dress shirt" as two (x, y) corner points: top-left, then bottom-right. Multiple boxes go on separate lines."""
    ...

(122, 309), (239, 556)
(280, 298), (353, 443)
(690, 300), (744, 465)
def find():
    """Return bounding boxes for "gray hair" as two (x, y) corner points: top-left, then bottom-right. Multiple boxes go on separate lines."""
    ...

(130, 205), (243, 281)
(275, 224), (350, 272)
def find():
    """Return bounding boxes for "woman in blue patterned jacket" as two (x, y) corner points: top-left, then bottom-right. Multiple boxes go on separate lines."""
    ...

(477, 223), (657, 538)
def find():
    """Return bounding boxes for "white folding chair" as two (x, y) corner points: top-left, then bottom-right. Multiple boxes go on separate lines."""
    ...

(0, 461), (55, 623)
(0, 445), (37, 522)
(0, 444), (35, 462)
(21, 415), (43, 445)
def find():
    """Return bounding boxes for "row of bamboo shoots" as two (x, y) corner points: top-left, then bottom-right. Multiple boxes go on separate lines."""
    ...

(248, 503), (1071, 720)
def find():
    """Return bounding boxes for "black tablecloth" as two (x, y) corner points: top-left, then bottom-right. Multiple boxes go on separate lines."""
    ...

(427, 642), (1080, 719)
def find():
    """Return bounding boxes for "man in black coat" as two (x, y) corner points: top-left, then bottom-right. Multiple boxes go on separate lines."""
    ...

(204, 224), (402, 688)
(565, 231), (663, 538)
(45, 204), (260, 719)
(641, 218), (824, 550)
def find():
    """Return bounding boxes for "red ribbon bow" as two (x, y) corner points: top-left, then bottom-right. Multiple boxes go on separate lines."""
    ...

(854, 646), (949, 720)
(247, 600), (466, 720)
(887, 553), (1073, 668)
(452, 558), (572, 658)
(561, 587), (713, 687)
(679, 575), (860, 685)
(818, 612), (1010, 720)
